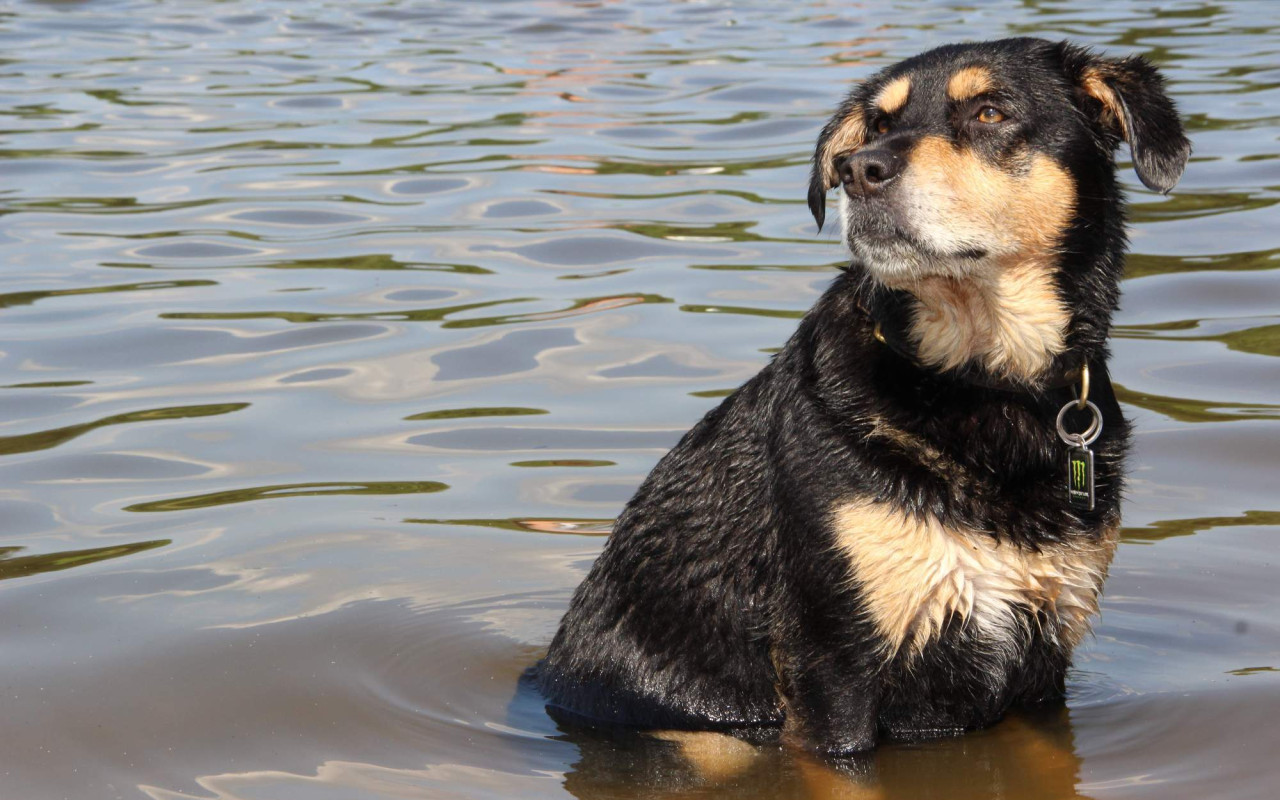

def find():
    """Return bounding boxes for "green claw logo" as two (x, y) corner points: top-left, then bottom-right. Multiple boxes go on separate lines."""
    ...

(1071, 457), (1087, 489)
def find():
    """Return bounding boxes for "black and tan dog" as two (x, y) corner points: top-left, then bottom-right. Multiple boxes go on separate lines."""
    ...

(537, 38), (1189, 755)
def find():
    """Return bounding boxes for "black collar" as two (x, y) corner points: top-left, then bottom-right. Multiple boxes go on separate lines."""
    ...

(855, 283), (1087, 396)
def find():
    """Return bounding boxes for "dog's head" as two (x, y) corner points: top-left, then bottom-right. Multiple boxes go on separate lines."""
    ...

(808, 38), (1189, 379)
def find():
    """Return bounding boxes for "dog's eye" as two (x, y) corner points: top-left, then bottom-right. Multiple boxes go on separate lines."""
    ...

(875, 117), (892, 135)
(976, 106), (1006, 124)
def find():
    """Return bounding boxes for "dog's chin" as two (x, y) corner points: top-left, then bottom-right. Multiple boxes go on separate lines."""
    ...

(847, 235), (984, 288)
(840, 200), (988, 287)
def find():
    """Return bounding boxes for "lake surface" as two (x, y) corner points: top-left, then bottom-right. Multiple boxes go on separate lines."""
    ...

(1, 1), (1277, 798)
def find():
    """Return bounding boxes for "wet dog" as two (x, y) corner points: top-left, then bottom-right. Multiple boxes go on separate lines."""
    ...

(537, 38), (1189, 755)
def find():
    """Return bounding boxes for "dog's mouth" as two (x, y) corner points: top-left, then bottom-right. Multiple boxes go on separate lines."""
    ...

(842, 198), (990, 281)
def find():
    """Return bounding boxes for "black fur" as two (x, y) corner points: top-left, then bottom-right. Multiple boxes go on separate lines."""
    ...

(537, 38), (1187, 755)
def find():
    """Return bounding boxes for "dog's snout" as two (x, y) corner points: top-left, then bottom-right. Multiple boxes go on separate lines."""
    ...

(839, 150), (903, 197)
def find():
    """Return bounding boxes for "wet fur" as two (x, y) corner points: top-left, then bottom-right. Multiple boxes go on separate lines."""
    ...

(538, 38), (1188, 755)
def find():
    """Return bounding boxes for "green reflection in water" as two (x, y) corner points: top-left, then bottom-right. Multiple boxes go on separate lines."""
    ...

(0, 403), (250, 457)
(398, 148), (807, 182)
(689, 388), (734, 398)
(1124, 248), (1278, 279)
(105, 254), (494, 275)
(510, 459), (615, 468)
(161, 298), (531, 324)
(1216, 324), (1280, 358)
(1227, 666), (1278, 676)
(404, 517), (613, 536)
(679, 304), (804, 319)
(0, 539), (169, 581)
(1114, 321), (1280, 358)
(8, 196), (220, 215)
(1122, 510), (1280, 544)
(1115, 319), (1199, 335)
(691, 262), (835, 273)
(559, 267), (632, 281)
(126, 481), (449, 512)
(0, 280), (216, 310)
(589, 153), (805, 178)
(1114, 383), (1280, 422)
(85, 88), (169, 107)
(544, 186), (788, 205)
(2, 102), (80, 119)
(1130, 190), (1277, 223)
(68, 227), (264, 242)
(442, 294), (671, 329)
(331, 110), (532, 151)
(620, 220), (776, 244)
(0, 147), (135, 159)
(2, 381), (93, 389)
(595, 110), (774, 130)
(161, 294), (670, 328)
(405, 407), (548, 421)
(11, 194), (408, 214)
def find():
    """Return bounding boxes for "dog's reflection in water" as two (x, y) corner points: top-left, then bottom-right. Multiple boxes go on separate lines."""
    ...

(558, 708), (1091, 800)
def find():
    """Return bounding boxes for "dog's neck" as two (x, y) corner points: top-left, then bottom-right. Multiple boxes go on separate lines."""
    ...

(905, 255), (1070, 384)
(857, 255), (1091, 390)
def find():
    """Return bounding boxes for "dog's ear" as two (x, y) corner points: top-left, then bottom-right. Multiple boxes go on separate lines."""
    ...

(1064, 45), (1191, 193)
(807, 158), (829, 233)
(808, 104), (865, 232)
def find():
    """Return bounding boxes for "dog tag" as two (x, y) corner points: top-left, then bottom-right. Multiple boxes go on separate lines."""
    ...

(1066, 445), (1095, 511)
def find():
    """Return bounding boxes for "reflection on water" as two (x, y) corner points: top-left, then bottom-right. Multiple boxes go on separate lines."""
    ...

(124, 480), (449, 512)
(0, 539), (169, 581)
(0, 402), (250, 456)
(557, 708), (1090, 800)
(1, 0), (1277, 798)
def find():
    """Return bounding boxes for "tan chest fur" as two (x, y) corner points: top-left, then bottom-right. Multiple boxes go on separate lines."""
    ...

(907, 257), (1070, 383)
(831, 501), (1118, 661)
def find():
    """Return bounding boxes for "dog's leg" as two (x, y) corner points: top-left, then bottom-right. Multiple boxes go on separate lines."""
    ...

(768, 509), (886, 754)
(783, 651), (882, 755)
(772, 592), (884, 755)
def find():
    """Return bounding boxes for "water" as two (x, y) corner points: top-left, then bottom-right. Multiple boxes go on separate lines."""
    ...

(1, 1), (1277, 797)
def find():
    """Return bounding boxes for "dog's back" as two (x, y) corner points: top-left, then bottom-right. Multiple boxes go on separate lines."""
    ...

(539, 368), (786, 730)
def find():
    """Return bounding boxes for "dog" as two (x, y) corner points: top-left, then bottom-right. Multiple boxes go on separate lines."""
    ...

(537, 37), (1189, 755)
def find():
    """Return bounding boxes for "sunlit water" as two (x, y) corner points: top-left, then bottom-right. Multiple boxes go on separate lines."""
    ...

(1, 1), (1277, 798)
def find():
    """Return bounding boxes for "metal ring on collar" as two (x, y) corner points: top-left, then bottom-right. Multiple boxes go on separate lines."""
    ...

(1075, 362), (1090, 410)
(1056, 399), (1102, 447)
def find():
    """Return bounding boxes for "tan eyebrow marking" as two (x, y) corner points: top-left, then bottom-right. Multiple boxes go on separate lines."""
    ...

(947, 66), (994, 102)
(874, 76), (911, 114)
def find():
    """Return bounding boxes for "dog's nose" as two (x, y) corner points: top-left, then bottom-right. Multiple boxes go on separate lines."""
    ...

(838, 150), (903, 196)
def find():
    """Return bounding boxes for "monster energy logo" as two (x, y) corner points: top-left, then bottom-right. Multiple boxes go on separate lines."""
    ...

(1071, 456), (1088, 489)
(1067, 447), (1094, 511)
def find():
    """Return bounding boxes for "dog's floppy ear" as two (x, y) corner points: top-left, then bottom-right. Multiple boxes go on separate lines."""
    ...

(808, 103), (865, 232)
(807, 156), (829, 233)
(1065, 45), (1191, 193)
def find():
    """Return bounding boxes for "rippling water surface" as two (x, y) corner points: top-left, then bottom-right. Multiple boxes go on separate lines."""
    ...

(2, 1), (1277, 798)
